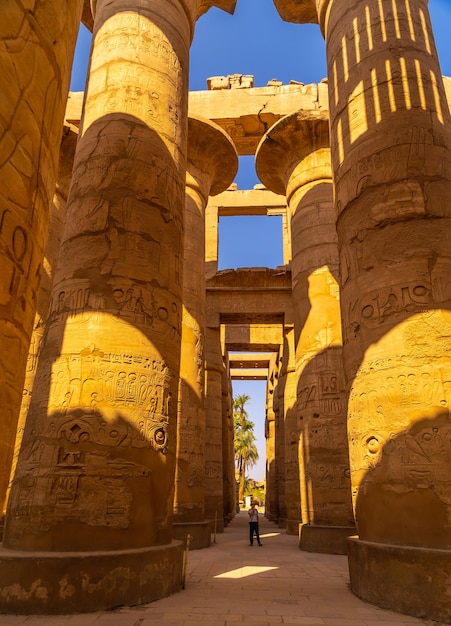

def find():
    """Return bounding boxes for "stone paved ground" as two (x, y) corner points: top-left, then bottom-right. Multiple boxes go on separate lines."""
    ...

(0, 512), (444, 626)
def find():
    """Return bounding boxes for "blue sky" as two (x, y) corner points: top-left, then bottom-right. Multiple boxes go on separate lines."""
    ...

(70, 0), (451, 482)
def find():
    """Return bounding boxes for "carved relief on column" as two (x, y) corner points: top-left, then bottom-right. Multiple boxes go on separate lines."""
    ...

(282, 326), (301, 534)
(0, 0), (84, 515)
(5, 0), (192, 555)
(0, 0), (208, 613)
(173, 116), (237, 548)
(281, 0), (451, 620)
(274, 352), (287, 527)
(222, 352), (235, 522)
(265, 352), (279, 522)
(204, 326), (226, 533)
(5, 126), (79, 516)
(256, 110), (354, 553)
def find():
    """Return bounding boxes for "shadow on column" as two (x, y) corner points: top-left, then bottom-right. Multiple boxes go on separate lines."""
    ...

(0, 113), (186, 614)
(349, 410), (451, 623)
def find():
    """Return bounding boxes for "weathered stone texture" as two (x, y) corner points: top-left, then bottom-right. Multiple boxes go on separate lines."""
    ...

(0, 0), (84, 515)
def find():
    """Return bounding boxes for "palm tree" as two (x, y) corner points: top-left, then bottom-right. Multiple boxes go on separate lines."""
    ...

(233, 395), (259, 501)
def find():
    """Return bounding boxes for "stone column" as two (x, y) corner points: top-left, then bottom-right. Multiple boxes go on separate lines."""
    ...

(222, 355), (235, 523)
(264, 354), (278, 521)
(256, 111), (354, 553)
(205, 203), (219, 279)
(3, 126), (79, 520)
(204, 326), (225, 533)
(0, 0), (83, 518)
(282, 326), (301, 535)
(173, 116), (237, 549)
(275, 352), (287, 527)
(0, 0), (215, 613)
(276, 0), (451, 619)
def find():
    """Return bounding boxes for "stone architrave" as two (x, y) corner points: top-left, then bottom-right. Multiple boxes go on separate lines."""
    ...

(256, 110), (354, 553)
(0, 0), (84, 518)
(173, 115), (237, 549)
(0, 0), (237, 615)
(204, 326), (226, 533)
(275, 0), (451, 619)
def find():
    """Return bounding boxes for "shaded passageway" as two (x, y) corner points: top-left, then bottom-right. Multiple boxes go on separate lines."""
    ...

(2, 512), (435, 625)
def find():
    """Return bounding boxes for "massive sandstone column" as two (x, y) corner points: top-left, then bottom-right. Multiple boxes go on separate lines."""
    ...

(173, 115), (237, 549)
(274, 350), (287, 526)
(256, 111), (354, 552)
(4, 126), (79, 516)
(281, 326), (300, 534)
(274, 0), (451, 620)
(204, 326), (226, 532)
(0, 0), (236, 615)
(222, 353), (236, 523)
(0, 0), (83, 519)
(264, 354), (278, 521)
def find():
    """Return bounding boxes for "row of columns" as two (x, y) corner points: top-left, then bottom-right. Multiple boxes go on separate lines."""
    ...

(0, 0), (450, 621)
(267, 0), (451, 621)
(0, 0), (237, 614)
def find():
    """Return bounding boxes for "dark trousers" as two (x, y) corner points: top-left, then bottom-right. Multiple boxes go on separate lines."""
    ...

(249, 521), (260, 544)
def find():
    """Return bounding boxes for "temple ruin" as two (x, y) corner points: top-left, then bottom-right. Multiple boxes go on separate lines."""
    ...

(0, 0), (450, 622)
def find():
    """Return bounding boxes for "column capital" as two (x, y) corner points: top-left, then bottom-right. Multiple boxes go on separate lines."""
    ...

(273, 0), (333, 35)
(272, 0), (318, 24)
(90, 0), (237, 27)
(255, 111), (330, 196)
(187, 115), (238, 196)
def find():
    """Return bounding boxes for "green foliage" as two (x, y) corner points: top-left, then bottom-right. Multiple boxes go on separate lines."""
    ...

(233, 394), (259, 501)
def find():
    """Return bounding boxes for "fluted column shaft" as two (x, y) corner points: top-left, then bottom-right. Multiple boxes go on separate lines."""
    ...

(0, 0), (83, 516)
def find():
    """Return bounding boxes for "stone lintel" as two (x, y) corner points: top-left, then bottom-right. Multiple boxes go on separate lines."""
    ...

(224, 324), (284, 351)
(230, 368), (269, 380)
(65, 82), (328, 156)
(347, 537), (451, 623)
(206, 268), (293, 327)
(189, 82), (325, 155)
(210, 187), (287, 216)
(299, 524), (356, 555)
(0, 541), (183, 614)
(228, 352), (273, 368)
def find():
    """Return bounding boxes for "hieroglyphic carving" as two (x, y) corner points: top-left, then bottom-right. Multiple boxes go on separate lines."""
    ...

(346, 282), (433, 332)
(0, 209), (41, 323)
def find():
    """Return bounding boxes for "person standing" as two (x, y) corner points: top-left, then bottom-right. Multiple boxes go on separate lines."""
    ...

(248, 501), (262, 546)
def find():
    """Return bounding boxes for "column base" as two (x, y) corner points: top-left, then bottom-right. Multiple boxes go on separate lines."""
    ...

(172, 521), (212, 549)
(208, 517), (224, 534)
(286, 519), (301, 535)
(347, 536), (451, 623)
(299, 524), (356, 555)
(278, 517), (287, 529)
(0, 541), (184, 614)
